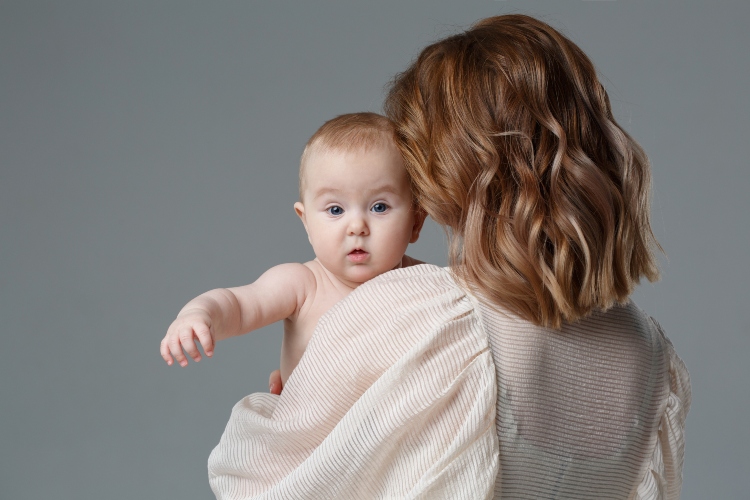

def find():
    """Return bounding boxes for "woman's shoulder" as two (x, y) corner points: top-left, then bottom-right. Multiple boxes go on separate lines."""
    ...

(315, 263), (474, 340)
(365, 263), (458, 294)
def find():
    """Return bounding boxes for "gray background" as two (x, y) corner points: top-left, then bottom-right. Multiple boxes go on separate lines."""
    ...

(1, 1), (747, 498)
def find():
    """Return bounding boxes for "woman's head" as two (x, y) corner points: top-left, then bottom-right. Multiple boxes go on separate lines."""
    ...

(385, 14), (660, 328)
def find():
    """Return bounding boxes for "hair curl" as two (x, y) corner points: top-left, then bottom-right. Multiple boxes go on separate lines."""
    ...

(385, 14), (661, 328)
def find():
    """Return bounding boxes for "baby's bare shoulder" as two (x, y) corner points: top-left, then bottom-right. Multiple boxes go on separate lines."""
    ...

(267, 261), (316, 281)
(255, 262), (317, 308)
(250, 262), (316, 323)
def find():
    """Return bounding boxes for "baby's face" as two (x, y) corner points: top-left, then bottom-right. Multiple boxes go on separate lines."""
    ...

(295, 144), (422, 287)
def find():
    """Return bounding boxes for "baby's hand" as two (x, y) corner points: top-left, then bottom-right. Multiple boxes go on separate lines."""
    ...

(160, 309), (215, 367)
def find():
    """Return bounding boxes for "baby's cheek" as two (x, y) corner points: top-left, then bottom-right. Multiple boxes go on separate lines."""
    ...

(385, 231), (412, 261)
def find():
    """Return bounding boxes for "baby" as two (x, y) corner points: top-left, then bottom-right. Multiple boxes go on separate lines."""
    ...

(160, 113), (425, 388)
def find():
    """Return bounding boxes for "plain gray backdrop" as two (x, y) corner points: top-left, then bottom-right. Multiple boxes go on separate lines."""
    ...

(1, 1), (748, 498)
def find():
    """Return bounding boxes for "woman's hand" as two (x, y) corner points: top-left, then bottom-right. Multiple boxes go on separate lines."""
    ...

(160, 309), (215, 367)
(269, 369), (283, 395)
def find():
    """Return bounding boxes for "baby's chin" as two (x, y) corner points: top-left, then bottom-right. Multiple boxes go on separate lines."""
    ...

(337, 265), (395, 287)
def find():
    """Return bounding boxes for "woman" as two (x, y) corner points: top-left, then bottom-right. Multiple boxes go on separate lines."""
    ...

(210, 15), (690, 499)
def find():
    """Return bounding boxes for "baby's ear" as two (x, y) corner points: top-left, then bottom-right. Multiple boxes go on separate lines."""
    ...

(409, 207), (427, 243)
(294, 202), (310, 236)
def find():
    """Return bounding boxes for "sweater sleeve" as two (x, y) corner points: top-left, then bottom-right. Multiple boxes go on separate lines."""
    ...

(634, 322), (692, 500)
(207, 265), (499, 500)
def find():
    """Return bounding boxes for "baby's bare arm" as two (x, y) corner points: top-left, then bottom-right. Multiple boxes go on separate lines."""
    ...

(160, 263), (315, 367)
(225, 263), (315, 337)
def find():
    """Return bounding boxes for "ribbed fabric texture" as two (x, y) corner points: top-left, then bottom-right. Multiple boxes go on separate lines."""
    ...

(208, 264), (690, 499)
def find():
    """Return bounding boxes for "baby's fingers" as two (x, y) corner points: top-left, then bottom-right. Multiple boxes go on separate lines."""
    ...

(178, 328), (202, 365)
(269, 369), (282, 395)
(168, 331), (190, 367)
(160, 338), (174, 366)
(193, 324), (214, 357)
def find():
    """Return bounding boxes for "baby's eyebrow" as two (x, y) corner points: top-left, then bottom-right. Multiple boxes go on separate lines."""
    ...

(311, 187), (345, 200)
(312, 184), (402, 198)
(365, 184), (402, 196)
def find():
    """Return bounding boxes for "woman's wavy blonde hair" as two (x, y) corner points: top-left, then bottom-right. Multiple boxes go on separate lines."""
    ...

(385, 14), (661, 328)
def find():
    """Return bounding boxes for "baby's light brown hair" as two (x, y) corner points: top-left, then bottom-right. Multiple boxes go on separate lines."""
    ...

(299, 113), (398, 199)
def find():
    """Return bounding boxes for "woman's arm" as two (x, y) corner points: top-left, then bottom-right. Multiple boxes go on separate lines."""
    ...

(160, 263), (315, 367)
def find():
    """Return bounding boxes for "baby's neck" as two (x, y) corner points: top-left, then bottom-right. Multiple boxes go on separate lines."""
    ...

(308, 259), (359, 292)
(313, 256), (413, 291)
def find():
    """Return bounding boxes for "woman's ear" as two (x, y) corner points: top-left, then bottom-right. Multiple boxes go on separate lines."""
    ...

(409, 207), (427, 243)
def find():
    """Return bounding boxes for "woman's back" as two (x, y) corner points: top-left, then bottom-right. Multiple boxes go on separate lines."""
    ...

(382, 15), (692, 493)
(477, 298), (689, 498)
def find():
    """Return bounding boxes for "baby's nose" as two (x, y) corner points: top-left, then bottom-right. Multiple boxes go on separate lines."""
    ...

(347, 217), (369, 236)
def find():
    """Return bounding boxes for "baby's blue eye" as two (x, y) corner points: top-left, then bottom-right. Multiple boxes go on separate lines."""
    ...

(327, 206), (344, 216)
(371, 203), (388, 213)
